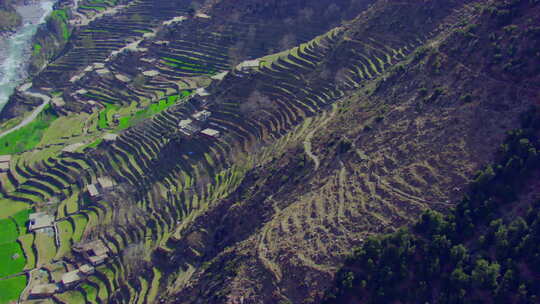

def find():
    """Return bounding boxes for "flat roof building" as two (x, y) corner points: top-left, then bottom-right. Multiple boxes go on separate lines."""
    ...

(0, 155), (12, 163)
(0, 155), (11, 173)
(97, 177), (114, 190)
(192, 110), (211, 122)
(200, 128), (221, 138)
(103, 133), (118, 142)
(28, 213), (54, 232)
(236, 59), (260, 71)
(73, 240), (110, 266)
(61, 270), (82, 287)
(79, 264), (95, 275)
(87, 184), (100, 200)
(178, 119), (202, 136)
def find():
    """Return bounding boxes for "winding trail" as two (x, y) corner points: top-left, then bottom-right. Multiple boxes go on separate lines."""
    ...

(303, 103), (337, 170)
(0, 90), (50, 139)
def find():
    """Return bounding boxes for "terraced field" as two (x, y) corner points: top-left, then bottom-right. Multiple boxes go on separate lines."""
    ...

(0, 0), (512, 302)
(0, 13), (445, 300)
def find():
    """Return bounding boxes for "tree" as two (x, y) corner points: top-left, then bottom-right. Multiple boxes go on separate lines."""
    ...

(472, 259), (500, 290)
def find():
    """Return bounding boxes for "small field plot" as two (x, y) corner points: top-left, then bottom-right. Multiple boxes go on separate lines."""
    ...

(0, 209), (30, 278)
(0, 275), (27, 304)
(0, 242), (25, 277)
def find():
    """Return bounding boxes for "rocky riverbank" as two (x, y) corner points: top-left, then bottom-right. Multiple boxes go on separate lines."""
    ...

(0, 0), (54, 112)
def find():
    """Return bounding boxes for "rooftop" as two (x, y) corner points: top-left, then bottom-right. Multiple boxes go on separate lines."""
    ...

(201, 128), (221, 138)
(102, 133), (118, 141)
(87, 184), (99, 197)
(211, 71), (229, 81)
(237, 59), (260, 70)
(28, 213), (54, 231)
(193, 110), (211, 121)
(74, 239), (109, 256)
(61, 270), (82, 285)
(179, 119), (194, 128)
(79, 264), (95, 274)
(0, 155), (12, 163)
(142, 70), (160, 77)
(195, 88), (210, 97)
(98, 177), (114, 189)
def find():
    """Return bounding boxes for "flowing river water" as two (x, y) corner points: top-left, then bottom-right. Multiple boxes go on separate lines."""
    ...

(0, 0), (55, 110)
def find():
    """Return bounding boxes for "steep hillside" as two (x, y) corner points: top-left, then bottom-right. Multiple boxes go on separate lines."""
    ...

(160, 0), (540, 303)
(0, 0), (538, 303)
(325, 108), (540, 303)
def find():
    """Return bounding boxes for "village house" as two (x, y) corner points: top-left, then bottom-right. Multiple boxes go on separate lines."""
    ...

(178, 119), (202, 136)
(79, 264), (95, 275)
(200, 128), (221, 139)
(0, 155), (11, 172)
(87, 177), (115, 202)
(102, 133), (118, 142)
(192, 110), (211, 122)
(73, 240), (110, 266)
(98, 177), (115, 190)
(28, 212), (55, 232)
(86, 183), (101, 202)
(236, 59), (260, 72)
(61, 270), (82, 288)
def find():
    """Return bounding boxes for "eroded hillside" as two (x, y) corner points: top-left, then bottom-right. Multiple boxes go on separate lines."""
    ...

(0, 0), (538, 303)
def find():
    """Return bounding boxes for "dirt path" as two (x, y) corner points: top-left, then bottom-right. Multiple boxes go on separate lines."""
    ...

(0, 90), (50, 139)
(302, 103), (337, 171)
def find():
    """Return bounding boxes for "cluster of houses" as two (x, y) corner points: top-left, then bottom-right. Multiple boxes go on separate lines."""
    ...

(29, 240), (111, 298)
(178, 109), (221, 139)
(87, 177), (116, 202)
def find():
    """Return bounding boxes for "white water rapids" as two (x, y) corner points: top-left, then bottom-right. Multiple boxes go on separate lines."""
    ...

(0, 0), (55, 110)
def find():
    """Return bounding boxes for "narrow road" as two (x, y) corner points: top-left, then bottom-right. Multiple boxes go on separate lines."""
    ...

(0, 90), (51, 139)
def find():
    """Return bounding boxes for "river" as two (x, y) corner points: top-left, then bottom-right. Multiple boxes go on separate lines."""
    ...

(0, 0), (55, 111)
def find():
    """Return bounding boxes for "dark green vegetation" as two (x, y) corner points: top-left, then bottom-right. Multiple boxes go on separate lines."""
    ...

(326, 108), (540, 303)
(0, 105), (58, 154)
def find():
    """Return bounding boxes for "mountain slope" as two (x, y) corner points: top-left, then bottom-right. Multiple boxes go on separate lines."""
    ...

(159, 0), (540, 303)
(0, 0), (539, 303)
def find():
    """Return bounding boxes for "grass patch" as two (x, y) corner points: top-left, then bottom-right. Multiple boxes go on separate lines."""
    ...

(0, 218), (18, 244)
(98, 102), (120, 129)
(86, 138), (103, 149)
(0, 199), (29, 220)
(33, 44), (42, 56)
(0, 242), (25, 277)
(0, 105), (58, 154)
(18, 234), (35, 270)
(116, 91), (191, 130)
(71, 214), (88, 242)
(35, 231), (57, 266)
(0, 275), (27, 304)
(55, 220), (74, 259)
